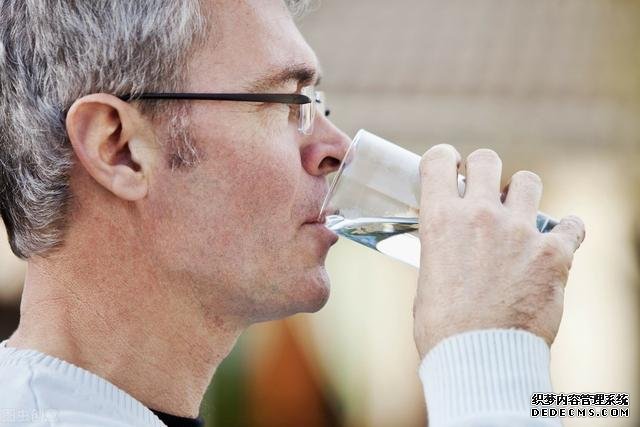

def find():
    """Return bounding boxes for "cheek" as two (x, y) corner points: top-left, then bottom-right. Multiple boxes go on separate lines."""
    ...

(223, 142), (301, 227)
(145, 124), (304, 276)
(191, 108), (302, 227)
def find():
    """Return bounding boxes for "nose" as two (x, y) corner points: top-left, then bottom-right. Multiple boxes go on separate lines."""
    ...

(300, 116), (351, 177)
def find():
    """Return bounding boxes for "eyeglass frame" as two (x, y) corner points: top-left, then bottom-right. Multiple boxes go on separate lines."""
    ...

(117, 85), (329, 135)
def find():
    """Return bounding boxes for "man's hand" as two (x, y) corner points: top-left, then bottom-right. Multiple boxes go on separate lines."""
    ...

(413, 145), (585, 359)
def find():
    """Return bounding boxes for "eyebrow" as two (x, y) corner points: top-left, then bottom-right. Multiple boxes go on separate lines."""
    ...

(247, 64), (322, 92)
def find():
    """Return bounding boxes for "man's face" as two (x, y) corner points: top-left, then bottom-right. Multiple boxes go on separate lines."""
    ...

(143, 0), (350, 322)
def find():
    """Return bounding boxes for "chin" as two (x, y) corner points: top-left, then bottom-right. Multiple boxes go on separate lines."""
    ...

(301, 265), (333, 311)
(262, 266), (332, 321)
(297, 271), (331, 313)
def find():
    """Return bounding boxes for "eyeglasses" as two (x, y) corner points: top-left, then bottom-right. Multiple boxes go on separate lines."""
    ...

(118, 85), (329, 135)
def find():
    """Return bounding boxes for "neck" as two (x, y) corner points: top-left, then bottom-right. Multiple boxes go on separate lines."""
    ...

(7, 251), (244, 418)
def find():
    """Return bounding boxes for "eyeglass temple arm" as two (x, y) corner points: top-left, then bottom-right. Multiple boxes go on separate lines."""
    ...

(117, 92), (311, 104)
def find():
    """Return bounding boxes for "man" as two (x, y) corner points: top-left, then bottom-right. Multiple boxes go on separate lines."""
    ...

(0, 1), (584, 426)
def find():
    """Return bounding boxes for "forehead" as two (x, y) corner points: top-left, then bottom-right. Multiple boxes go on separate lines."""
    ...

(187, 0), (319, 91)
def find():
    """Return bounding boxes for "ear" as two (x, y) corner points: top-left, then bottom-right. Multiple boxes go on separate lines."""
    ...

(66, 94), (157, 201)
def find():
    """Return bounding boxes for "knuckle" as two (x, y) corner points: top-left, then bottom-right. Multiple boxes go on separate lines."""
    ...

(556, 215), (586, 250)
(538, 236), (572, 266)
(507, 219), (536, 242)
(563, 215), (586, 236)
(468, 202), (500, 226)
(537, 237), (563, 261)
(467, 148), (502, 166)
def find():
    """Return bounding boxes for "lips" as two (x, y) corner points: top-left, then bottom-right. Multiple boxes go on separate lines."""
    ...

(300, 205), (339, 247)
(307, 207), (339, 225)
(303, 221), (339, 247)
(301, 202), (330, 226)
(304, 214), (326, 226)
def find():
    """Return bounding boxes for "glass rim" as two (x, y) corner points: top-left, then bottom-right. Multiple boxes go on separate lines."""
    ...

(317, 129), (368, 221)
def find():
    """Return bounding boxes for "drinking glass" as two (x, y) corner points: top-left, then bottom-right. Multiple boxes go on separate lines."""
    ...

(319, 130), (557, 268)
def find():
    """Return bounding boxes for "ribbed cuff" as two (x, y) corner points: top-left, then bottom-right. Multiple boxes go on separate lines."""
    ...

(419, 329), (560, 427)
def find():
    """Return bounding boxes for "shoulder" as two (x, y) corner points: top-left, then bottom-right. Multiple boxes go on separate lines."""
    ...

(0, 343), (166, 427)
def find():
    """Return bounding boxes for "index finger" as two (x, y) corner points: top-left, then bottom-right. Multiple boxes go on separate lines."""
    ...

(419, 144), (462, 203)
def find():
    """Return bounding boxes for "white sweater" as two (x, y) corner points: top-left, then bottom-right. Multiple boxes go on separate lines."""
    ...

(0, 329), (561, 427)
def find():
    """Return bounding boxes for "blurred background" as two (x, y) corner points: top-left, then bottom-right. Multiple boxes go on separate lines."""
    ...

(1, 0), (638, 426)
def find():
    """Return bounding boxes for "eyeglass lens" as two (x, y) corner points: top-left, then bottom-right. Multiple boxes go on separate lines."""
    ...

(299, 86), (328, 135)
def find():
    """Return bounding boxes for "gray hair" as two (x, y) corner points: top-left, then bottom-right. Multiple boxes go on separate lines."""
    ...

(0, 0), (311, 260)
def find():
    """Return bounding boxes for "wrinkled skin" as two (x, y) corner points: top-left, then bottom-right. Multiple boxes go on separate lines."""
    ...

(414, 146), (585, 357)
